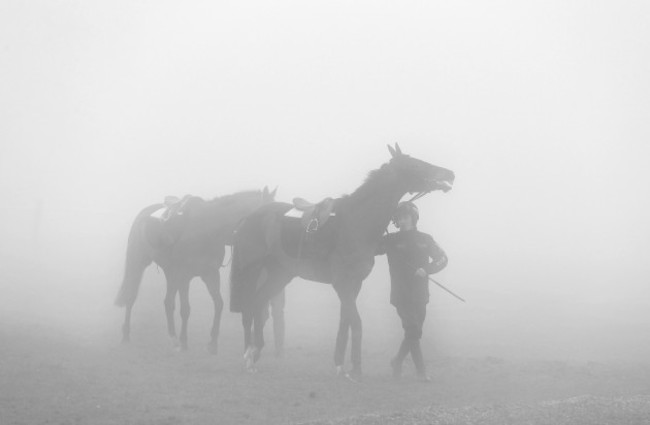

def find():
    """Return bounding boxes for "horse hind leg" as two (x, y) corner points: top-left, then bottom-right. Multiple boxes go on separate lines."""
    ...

(120, 273), (140, 343)
(242, 310), (259, 373)
(117, 256), (150, 344)
(250, 265), (293, 366)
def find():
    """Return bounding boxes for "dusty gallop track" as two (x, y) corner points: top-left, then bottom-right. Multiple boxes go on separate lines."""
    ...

(1, 267), (649, 425)
(300, 395), (650, 425)
(2, 317), (649, 425)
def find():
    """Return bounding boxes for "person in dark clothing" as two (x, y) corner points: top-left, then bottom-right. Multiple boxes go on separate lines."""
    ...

(376, 201), (448, 381)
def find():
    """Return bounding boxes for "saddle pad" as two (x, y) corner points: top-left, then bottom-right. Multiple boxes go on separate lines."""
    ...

(149, 206), (167, 219)
(283, 208), (336, 219)
(284, 208), (303, 218)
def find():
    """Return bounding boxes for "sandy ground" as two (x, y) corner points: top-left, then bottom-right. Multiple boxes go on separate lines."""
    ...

(1, 267), (649, 425)
(301, 395), (650, 425)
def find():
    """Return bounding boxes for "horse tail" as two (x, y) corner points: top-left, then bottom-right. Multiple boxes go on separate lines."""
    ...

(229, 203), (287, 313)
(114, 204), (162, 307)
(228, 235), (247, 313)
(229, 217), (262, 313)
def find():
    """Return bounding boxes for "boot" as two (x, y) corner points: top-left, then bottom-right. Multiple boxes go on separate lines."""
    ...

(391, 338), (410, 380)
(411, 340), (431, 383)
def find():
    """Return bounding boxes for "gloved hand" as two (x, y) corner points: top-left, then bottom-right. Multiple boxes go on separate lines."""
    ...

(415, 268), (427, 278)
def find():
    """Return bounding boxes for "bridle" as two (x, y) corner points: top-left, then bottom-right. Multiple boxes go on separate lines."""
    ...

(407, 190), (430, 203)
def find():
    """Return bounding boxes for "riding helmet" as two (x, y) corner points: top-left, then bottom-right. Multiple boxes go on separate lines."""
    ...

(393, 201), (419, 224)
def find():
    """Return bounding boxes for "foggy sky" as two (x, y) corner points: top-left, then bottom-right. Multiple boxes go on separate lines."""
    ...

(1, 1), (649, 362)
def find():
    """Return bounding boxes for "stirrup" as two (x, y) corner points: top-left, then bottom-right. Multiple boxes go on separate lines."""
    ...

(306, 218), (319, 233)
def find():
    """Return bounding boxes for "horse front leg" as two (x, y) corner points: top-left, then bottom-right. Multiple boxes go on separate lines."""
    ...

(242, 311), (253, 350)
(348, 299), (363, 378)
(202, 269), (223, 355)
(242, 306), (268, 373)
(178, 279), (191, 351)
(252, 303), (270, 362)
(239, 265), (266, 373)
(164, 278), (178, 347)
(334, 307), (351, 374)
(122, 302), (133, 343)
(334, 281), (363, 381)
(248, 265), (292, 370)
(270, 289), (286, 357)
(242, 310), (256, 372)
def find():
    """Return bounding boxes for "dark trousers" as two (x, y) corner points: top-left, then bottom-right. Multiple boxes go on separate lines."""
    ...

(393, 302), (427, 375)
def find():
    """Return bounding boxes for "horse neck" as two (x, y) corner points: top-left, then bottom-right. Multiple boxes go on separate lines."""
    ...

(342, 173), (407, 245)
(197, 199), (257, 235)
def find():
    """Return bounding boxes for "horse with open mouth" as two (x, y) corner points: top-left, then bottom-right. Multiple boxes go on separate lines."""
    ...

(230, 144), (454, 379)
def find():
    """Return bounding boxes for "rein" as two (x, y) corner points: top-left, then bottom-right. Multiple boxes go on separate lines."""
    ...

(408, 191), (430, 203)
(383, 190), (431, 234)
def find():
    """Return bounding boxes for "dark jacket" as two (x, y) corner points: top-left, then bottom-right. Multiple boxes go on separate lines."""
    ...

(376, 229), (447, 307)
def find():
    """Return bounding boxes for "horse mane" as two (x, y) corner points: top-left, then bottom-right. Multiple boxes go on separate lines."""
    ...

(204, 190), (261, 216)
(339, 163), (394, 205)
(206, 190), (261, 207)
(184, 190), (262, 226)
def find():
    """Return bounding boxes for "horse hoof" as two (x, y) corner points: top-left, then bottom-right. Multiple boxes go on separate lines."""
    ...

(347, 369), (363, 383)
(244, 347), (257, 372)
(207, 342), (218, 355)
(336, 366), (362, 383)
(336, 366), (345, 377)
(171, 337), (183, 351)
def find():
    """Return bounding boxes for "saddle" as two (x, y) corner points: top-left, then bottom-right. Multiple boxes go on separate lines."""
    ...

(291, 197), (336, 233)
(145, 195), (200, 250)
(161, 195), (195, 221)
(281, 198), (337, 263)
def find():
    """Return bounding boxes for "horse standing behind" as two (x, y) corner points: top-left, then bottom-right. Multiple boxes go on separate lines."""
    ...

(115, 187), (276, 353)
(230, 144), (454, 379)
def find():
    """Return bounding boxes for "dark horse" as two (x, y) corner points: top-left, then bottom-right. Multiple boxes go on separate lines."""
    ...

(115, 187), (276, 353)
(230, 144), (454, 378)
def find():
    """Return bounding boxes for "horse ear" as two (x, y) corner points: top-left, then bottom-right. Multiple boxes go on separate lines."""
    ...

(394, 143), (402, 155)
(262, 186), (269, 196)
(388, 144), (397, 157)
(271, 186), (278, 198)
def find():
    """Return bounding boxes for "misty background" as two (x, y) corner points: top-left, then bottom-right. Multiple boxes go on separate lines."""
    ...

(1, 1), (649, 364)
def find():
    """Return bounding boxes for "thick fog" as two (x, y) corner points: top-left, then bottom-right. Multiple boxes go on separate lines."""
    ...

(1, 1), (649, 364)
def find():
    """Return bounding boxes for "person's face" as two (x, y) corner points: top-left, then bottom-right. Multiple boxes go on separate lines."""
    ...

(396, 213), (414, 230)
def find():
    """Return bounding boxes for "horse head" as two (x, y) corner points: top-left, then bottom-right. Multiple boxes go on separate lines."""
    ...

(387, 143), (455, 195)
